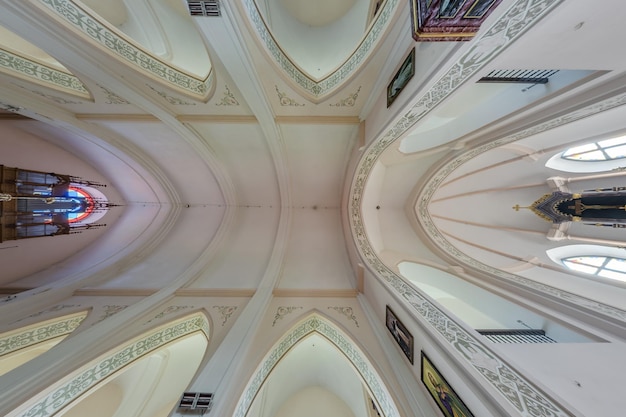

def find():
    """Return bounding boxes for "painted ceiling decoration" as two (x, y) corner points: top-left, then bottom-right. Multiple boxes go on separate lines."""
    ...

(33, 0), (215, 100)
(242, 0), (399, 101)
(0, 48), (91, 99)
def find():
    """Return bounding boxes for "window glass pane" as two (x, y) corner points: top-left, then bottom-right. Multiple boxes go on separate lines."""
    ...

(566, 256), (605, 267)
(562, 143), (598, 157)
(598, 136), (626, 148)
(563, 260), (598, 274)
(605, 258), (626, 273)
(564, 150), (606, 161)
(598, 269), (626, 282)
(603, 144), (626, 159)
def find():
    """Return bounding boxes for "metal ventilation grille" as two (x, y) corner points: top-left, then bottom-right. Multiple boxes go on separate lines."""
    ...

(478, 69), (559, 84)
(478, 329), (557, 343)
(179, 392), (213, 413)
(187, 1), (220, 16)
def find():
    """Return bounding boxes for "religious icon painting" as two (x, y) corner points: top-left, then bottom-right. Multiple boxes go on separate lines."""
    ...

(421, 352), (475, 417)
(385, 305), (414, 364)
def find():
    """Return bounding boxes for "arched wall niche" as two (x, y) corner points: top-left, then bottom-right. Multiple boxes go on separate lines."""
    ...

(0, 310), (89, 376)
(7, 311), (211, 417)
(233, 312), (401, 417)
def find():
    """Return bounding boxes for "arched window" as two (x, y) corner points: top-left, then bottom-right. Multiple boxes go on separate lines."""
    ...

(545, 134), (626, 172)
(562, 255), (626, 282)
(561, 135), (626, 161)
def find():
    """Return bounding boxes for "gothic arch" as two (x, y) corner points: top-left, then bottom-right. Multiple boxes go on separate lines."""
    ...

(233, 312), (401, 417)
(8, 311), (210, 417)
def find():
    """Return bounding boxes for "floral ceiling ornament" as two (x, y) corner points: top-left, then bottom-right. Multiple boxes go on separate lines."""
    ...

(96, 305), (128, 323)
(328, 306), (360, 327)
(147, 84), (197, 106)
(275, 86), (305, 107)
(271, 306), (302, 326)
(145, 305), (194, 324)
(99, 86), (130, 104)
(330, 86), (362, 107)
(216, 85), (239, 106)
(212, 305), (238, 326)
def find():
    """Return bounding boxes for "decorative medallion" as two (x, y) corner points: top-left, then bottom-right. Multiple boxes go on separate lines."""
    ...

(328, 306), (360, 327)
(275, 86), (305, 107)
(212, 305), (238, 326)
(330, 86), (362, 107)
(216, 85), (239, 106)
(271, 306), (302, 326)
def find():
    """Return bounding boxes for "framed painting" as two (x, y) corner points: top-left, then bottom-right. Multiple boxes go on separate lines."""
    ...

(421, 352), (475, 417)
(385, 305), (414, 364)
(386, 48), (415, 107)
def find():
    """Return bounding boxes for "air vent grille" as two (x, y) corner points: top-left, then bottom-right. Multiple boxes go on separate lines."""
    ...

(478, 69), (559, 84)
(478, 329), (556, 343)
(179, 392), (213, 414)
(187, 1), (220, 17)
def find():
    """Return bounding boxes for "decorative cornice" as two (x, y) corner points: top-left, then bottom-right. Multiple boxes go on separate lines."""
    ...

(73, 288), (158, 296)
(14, 312), (210, 417)
(272, 289), (359, 298)
(274, 115), (361, 125)
(349, 1), (578, 416)
(243, 0), (398, 100)
(175, 288), (256, 297)
(0, 48), (90, 98)
(0, 311), (88, 356)
(177, 115), (258, 123)
(35, 0), (213, 99)
(233, 314), (399, 417)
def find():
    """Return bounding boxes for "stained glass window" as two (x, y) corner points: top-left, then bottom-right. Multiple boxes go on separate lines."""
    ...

(562, 135), (626, 161)
(563, 256), (626, 282)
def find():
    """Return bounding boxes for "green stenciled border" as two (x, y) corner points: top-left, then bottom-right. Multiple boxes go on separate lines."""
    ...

(243, 0), (398, 98)
(0, 49), (90, 98)
(233, 314), (399, 417)
(15, 312), (210, 417)
(37, 0), (212, 99)
(0, 311), (88, 356)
